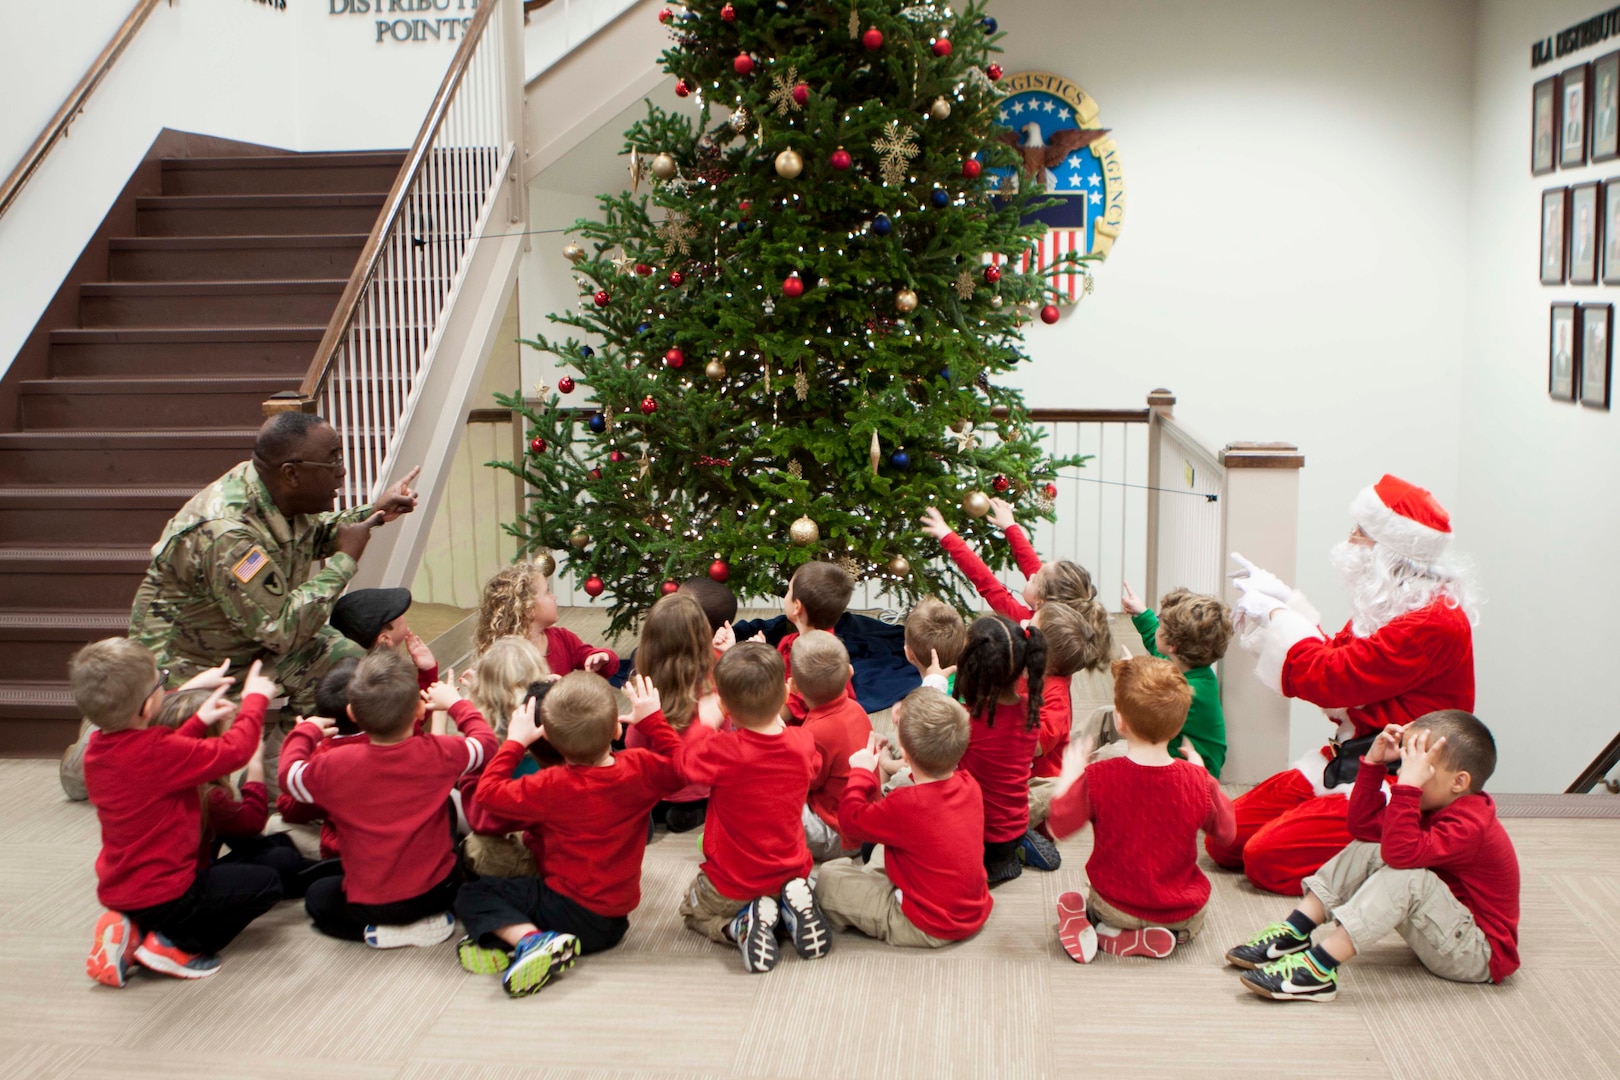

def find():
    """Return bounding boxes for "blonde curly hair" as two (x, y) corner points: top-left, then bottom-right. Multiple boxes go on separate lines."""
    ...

(471, 636), (547, 738)
(476, 562), (551, 656)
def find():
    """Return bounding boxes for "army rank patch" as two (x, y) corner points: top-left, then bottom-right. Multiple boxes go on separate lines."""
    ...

(232, 547), (270, 584)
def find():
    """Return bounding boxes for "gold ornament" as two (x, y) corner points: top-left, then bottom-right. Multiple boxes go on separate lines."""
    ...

(728, 107), (751, 133)
(795, 363), (809, 400)
(768, 66), (803, 116)
(789, 515), (820, 545)
(651, 152), (678, 180)
(930, 96), (952, 121)
(610, 250), (635, 275)
(954, 267), (976, 299)
(849, 8), (860, 38)
(887, 554), (911, 577)
(869, 429), (881, 475)
(657, 213), (697, 258)
(963, 491), (991, 518)
(569, 529), (590, 550)
(835, 554), (862, 579)
(787, 460), (803, 479)
(873, 121), (920, 185)
(895, 288), (919, 313)
(990, 293), (1003, 308)
(533, 551), (557, 577)
(562, 242), (586, 264)
(775, 147), (804, 179)
(705, 358), (727, 380)
(628, 148), (645, 193)
(945, 424), (979, 452)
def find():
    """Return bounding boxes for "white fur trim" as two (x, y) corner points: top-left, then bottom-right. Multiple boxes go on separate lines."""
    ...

(1291, 746), (1354, 797)
(1351, 484), (1449, 563)
(1254, 607), (1324, 695)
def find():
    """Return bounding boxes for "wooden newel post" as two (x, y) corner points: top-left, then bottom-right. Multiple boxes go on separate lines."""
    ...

(262, 392), (316, 417)
(1217, 441), (1305, 784)
(1142, 389), (1175, 605)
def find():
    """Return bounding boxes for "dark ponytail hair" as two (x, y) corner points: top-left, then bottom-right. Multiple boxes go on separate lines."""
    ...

(954, 614), (1046, 731)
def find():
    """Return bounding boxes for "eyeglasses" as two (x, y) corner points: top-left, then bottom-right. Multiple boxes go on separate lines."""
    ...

(150, 668), (170, 699)
(283, 458), (345, 472)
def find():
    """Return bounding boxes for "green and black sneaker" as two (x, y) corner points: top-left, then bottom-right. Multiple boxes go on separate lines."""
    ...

(1224, 921), (1311, 970)
(1240, 952), (1338, 1002)
(456, 935), (511, 975)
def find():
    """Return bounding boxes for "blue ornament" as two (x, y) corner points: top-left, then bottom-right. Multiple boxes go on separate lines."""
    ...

(588, 413), (606, 433)
(870, 213), (893, 236)
(980, 15), (997, 32)
(736, 218), (751, 235)
(930, 189), (950, 208)
(939, 366), (952, 383)
(890, 450), (911, 470)
(636, 322), (652, 335)
(579, 344), (595, 359)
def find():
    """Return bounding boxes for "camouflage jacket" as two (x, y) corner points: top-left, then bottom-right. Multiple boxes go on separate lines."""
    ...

(129, 462), (373, 669)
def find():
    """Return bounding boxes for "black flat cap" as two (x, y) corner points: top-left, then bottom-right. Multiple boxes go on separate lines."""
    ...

(330, 587), (413, 648)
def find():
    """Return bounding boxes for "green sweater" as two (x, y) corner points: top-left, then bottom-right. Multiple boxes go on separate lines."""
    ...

(1132, 610), (1227, 779)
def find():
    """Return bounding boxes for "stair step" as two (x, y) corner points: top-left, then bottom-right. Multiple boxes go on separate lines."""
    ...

(0, 485), (193, 545)
(0, 610), (130, 686)
(0, 428), (255, 486)
(0, 545), (149, 611)
(109, 234), (368, 281)
(18, 375), (296, 429)
(49, 326), (322, 377)
(162, 152), (406, 196)
(79, 279), (347, 328)
(136, 193), (385, 237)
(0, 681), (80, 722)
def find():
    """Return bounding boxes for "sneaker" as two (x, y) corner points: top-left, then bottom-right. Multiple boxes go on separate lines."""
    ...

(778, 878), (832, 960)
(456, 935), (510, 974)
(133, 931), (220, 979)
(1240, 951), (1338, 1002)
(1017, 828), (1062, 871)
(1055, 893), (1097, 963)
(501, 931), (578, 997)
(1094, 922), (1176, 959)
(728, 896), (780, 973)
(86, 911), (136, 988)
(365, 911), (455, 949)
(1225, 921), (1312, 970)
(987, 855), (1023, 887)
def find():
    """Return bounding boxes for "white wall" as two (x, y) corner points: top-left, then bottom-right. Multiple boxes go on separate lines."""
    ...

(1461, 0), (1620, 791)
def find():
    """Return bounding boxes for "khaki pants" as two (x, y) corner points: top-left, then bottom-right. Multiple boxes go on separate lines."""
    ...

(1304, 840), (1492, 984)
(814, 851), (953, 949)
(1088, 889), (1207, 940)
(680, 871), (754, 943)
(803, 804), (860, 863)
(1028, 776), (1058, 828)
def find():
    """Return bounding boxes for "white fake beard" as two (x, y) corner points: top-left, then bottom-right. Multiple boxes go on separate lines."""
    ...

(1330, 540), (1443, 637)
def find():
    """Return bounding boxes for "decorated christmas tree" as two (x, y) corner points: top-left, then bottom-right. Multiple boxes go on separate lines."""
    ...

(497, 0), (1090, 634)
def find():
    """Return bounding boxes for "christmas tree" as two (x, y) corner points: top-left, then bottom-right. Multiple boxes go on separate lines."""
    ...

(497, 0), (1089, 635)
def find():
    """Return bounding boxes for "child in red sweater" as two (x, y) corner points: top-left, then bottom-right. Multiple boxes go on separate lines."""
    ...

(628, 592), (725, 833)
(816, 687), (992, 947)
(790, 630), (873, 861)
(280, 648), (497, 948)
(77, 640), (282, 987)
(1048, 656), (1235, 962)
(676, 641), (828, 973)
(778, 561), (857, 722)
(920, 498), (1098, 622)
(453, 673), (685, 996)
(474, 561), (618, 677)
(1229, 710), (1519, 1001)
(955, 614), (1047, 885)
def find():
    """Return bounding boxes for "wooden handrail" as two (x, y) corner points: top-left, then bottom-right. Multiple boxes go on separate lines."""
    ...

(292, 0), (503, 403)
(0, 0), (168, 222)
(1029, 408), (1149, 424)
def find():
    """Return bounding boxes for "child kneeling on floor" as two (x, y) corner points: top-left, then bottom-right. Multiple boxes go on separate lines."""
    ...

(454, 673), (685, 996)
(1047, 656), (1235, 962)
(815, 687), (992, 947)
(1228, 710), (1519, 1001)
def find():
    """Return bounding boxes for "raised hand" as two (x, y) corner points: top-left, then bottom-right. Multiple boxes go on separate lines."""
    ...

(1121, 581), (1146, 616)
(507, 696), (541, 747)
(240, 659), (278, 702)
(712, 622), (737, 653)
(373, 466), (422, 522)
(177, 659), (233, 693)
(987, 497), (1017, 531)
(849, 730), (884, 773)
(924, 648), (957, 681)
(297, 715), (340, 740)
(919, 506), (950, 541)
(1227, 552), (1292, 601)
(1056, 732), (1094, 795)
(1366, 724), (1405, 766)
(405, 631), (437, 672)
(625, 673), (664, 723)
(1397, 728), (1447, 789)
(196, 684), (237, 727)
(421, 678), (462, 713)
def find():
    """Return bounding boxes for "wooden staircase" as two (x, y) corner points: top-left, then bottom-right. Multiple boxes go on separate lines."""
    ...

(0, 149), (403, 753)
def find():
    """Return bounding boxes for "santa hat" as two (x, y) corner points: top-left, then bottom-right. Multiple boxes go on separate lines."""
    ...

(1349, 475), (1452, 563)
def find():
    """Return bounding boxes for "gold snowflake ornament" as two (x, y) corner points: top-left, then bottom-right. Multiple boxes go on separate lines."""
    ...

(657, 214), (698, 258)
(848, 8), (860, 38)
(768, 66), (802, 117)
(954, 267), (977, 299)
(787, 460), (803, 479)
(873, 121), (920, 186)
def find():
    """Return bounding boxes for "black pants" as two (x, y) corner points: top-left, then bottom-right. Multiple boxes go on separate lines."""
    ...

(124, 864), (283, 956)
(217, 833), (312, 899)
(984, 839), (1020, 874)
(305, 867), (461, 942)
(455, 876), (629, 954)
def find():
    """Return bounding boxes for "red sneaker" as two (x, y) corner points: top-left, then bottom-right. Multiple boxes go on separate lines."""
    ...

(133, 931), (221, 979)
(1055, 892), (1097, 963)
(86, 911), (136, 988)
(1095, 922), (1176, 959)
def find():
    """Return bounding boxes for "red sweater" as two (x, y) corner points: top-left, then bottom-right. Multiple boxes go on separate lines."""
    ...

(803, 694), (873, 839)
(677, 722), (817, 900)
(1031, 674), (1073, 779)
(1346, 761), (1520, 982)
(85, 693), (268, 911)
(958, 700), (1040, 842)
(543, 626), (619, 677)
(779, 630), (858, 723)
(1048, 756), (1237, 924)
(472, 711), (685, 917)
(275, 731), (371, 858)
(939, 528), (1039, 622)
(202, 780), (269, 860)
(837, 768), (992, 940)
(1284, 600), (1474, 739)
(279, 700), (497, 904)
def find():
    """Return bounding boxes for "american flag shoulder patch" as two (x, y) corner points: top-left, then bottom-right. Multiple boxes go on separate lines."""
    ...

(232, 547), (270, 584)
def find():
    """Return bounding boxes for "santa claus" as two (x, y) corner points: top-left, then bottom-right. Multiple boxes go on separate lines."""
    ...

(1206, 474), (1478, 894)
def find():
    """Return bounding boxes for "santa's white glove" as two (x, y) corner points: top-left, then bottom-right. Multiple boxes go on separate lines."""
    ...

(1233, 581), (1285, 625)
(1228, 552), (1292, 602)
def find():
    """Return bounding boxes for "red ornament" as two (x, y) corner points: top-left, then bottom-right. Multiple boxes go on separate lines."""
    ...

(862, 26), (884, 50)
(557, 376), (575, 393)
(589, 468), (602, 480)
(634, 263), (652, 276)
(792, 83), (810, 106)
(593, 290), (610, 307)
(658, 8), (673, 24)
(932, 37), (952, 57)
(664, 347), (685, 368)
(983, 264), (1001, 284)
(708, 559), (730, 583)
(668, 269), (684, 286)
(610, 451), (625, 463)
(734, 53), (755, 75)
(1040, 304), (1061, 324)
(720, 2), (736, 21)
(529, 436), (547, 453)
(830, 147), (852, 170)
(1044, 482), (1058, 498)
(674, 78), (691, 98)
(640, 395), (658, 415)
(992, 474), (1010, 493)
(782, 272), (805, 298)
(660, 580), (681, 596)
(739, 200), (752, 217)
(583, 575), (605, 598)
(986, 63), (1003, 81)
(962, 157), (982, 179)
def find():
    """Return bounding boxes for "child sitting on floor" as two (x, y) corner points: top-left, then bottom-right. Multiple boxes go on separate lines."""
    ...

(1228, 710), (1519, 1001)
(680, 576), (739, 635)
(1047, 656), (1235, 962)
(920, 497), (1097, 622)
(1025, 599), (1114, 864)
(790, 630), (873, 861)
(77, 641), (281, 987)
(1121, 583), (1231, 778)
(279, 648), (497, 948)
(469, 636), (548, 742)
(904, 597), (966, 696)
(778, 561), (857, 722)
(815, 687), (992, 947)
(676, 641), (828, 973)
(955, 614), (1047, 885)
(628, 592), (725, 833)
(330, 586), (439, 688)
(454, 673), (686, 997)
(475, 562), (617, 677)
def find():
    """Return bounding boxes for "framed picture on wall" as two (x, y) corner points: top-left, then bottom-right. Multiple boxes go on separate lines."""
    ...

(1542, 187), (1569, 284)
(1571, 182), (1601, 284)
(1534, 75), (1562, 174)
(1563, 63), (1591, 169)
(1594, 52), (1620, 162)
(1581, 302), (1613, 408)
(1604, 180), (1620, 284)
(1550, 303), (1579, 402)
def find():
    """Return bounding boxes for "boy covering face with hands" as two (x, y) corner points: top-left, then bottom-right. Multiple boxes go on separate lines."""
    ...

(1228, 710), (1521, 1001)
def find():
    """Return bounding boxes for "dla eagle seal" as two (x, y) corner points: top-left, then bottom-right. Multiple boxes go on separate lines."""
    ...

(988, 71), (1125, 300)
